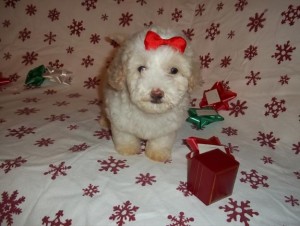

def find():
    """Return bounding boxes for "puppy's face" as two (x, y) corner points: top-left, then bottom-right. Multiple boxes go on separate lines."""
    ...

(126, 47), (192, 113)
(107, 29), (194, 114)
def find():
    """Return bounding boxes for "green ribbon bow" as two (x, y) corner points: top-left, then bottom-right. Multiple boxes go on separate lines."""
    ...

(186, 107), (224, 129)
(25, 65), (46, 87)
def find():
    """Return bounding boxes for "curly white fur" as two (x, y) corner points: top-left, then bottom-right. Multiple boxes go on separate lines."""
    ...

(102, 27), (195, 162)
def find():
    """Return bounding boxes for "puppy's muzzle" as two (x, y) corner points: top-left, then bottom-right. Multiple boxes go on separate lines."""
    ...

(150, 88), (164, 104)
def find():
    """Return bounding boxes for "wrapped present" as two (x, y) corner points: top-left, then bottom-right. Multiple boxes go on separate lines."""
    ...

(185, 136), (239, 205)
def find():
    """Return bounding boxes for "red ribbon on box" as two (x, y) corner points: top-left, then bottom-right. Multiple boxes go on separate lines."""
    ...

(200, 82), (237, 111)
(0, 76), (11, 86)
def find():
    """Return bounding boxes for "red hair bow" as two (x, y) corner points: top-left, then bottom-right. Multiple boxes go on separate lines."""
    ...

(144, 31), (187, 53)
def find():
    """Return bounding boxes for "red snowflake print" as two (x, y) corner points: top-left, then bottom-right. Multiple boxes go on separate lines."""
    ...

(25, 4), (37, 16)
(53, 101), (70, 107)
(93, 129), (112, 140)
(109, 200), (139, 226)
(157, 8), (164, 15)
(199, 53), (214, 68)
(8, 73), (20, 82)
(281, 5), (300, 26)
(167, 211), (194, 226)
(44, 162), (72, 180)
(171, 8), (183, 22)
(240, 169), (269, 189)
(220, 56), (231, 68)
(114, 0), (125, 4)
(137, 0), (147, 6)
(90, 33), (101, 44)
(222, 127), (238, 136)
(247, 10), (267, 32)
(66, 46), (74, 54)
(253, 131), (280, 150)
(69, 143), (90, 152)
(23, 97), (40, 103)
(135, 173), (156, 186)
(15, 107), (39, 115)
(3, 52), (12, 60)
(264, 97), (286, 118)
(284, 195), (299, 207)
(48, 8), (60, 21)
(182, 28), (195, 41)
(3, 20), (11, 27)
(235, 0), (248, 11)
(84, 76), (100, 89)
(18, 28), (31, 41)
(82, 184), (100, 197)
(221, 80), (230, 90)
(272, 41), (296, 64)
(195, 3), (205, 16)
(21, 51), (38, 65)
(44, 89), (57, 95)
(294, 171), (300, 179)
(0, 190), (25, 226)
(42, 210), (72, 226)
(143, 21), (153, 28)
(49, 59), (64, 69)
(67, 124), (79, 130)
(101, 14), (108, 21)
(227, 30), (235, 39)
(6, 126), (36, 139)
(81, 0), (97, 11)
(4, 0), (20, 8)
(229, 100), (248, 117)
(34, 138), (55, 147)
(0, 156), (27, 174)
(219, 198), (259, 226)
(45, 114), (70, 122)
(245, 71), (261, 85)
(244, 45), (258, 60)
(292, 142), (300, 155)
(81, 55), (94, 68)
(44, 31), (56, 45)
(217, 2), (224, 11)
(225, 143), (240, 153)
(278, 74), (290, 85)
(67, 93), (82, 98)
(261, 156), (274, 164)
(176, 181), (193, 197)
(205, 23), (220, 40)
(68, 19), (85, 37)
(119, 12), (133, 27)
(97, 156), (129, 174)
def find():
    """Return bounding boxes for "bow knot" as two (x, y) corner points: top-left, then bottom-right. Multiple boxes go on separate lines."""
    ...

(144, 31), (187, 53)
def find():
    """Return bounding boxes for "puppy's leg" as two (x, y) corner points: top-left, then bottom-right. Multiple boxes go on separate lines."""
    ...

(145, 132), (176, 162)
(111, 126), (140, 156)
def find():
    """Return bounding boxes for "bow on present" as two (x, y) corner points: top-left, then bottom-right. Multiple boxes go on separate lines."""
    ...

(144, 31), (187, 53)
(0, 74), (11, 86)
(186, 107), (224, 129)
(185, 136), (231, 157)
(200, 82), (237, 111)
(25, 65), (46, 87)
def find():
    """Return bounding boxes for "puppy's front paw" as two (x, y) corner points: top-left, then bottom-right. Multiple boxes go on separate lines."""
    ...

(116, 144), (140, 156)
(145, 149), (171, 162)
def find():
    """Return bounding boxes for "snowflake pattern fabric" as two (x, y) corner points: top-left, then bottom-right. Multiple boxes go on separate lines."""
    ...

(0, 0), (300, 225)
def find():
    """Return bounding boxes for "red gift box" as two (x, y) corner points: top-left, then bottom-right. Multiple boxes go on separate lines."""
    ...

(185, 137), (239, 205)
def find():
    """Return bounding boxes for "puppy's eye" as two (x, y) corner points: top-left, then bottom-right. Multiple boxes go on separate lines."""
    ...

(137, 66), (146, 73)
(169, 67), (178, 75)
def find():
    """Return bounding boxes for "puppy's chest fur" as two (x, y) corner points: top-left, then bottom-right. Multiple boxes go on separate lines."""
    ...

(105, 89), (189, 140)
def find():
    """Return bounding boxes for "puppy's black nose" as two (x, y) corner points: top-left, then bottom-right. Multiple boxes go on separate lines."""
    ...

(150, 88), (164, 104)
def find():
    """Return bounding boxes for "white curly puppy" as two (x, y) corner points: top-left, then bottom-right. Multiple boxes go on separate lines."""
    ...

(103, 27), (195, 162)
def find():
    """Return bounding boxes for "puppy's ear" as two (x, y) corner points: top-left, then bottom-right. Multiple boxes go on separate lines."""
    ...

(187, 61), (199, 93)
(107, 48), (126, 91)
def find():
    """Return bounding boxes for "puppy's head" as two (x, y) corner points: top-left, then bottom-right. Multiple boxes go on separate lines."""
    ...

(107, 27), (195, 114)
